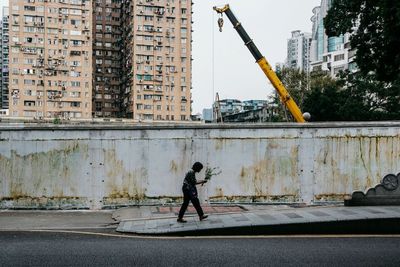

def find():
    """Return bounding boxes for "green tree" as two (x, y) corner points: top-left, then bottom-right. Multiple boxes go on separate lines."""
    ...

(273, 67), (400, 122)
(303, 70), (400, 121)
(303, 71), (344, 121)
(324, 0), (400, 82)
(276, 67), (309, 107)
(336, 71), (400, 120)
(274, 68), (345, 122)
(324, 0), (400, 120)
(273, 67), (310, 121)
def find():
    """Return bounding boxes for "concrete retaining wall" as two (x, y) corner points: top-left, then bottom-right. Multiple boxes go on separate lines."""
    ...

(0, 122), (399, 209)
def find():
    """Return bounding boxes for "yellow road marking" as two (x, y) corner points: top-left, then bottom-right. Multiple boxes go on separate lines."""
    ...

(19, 230), (400, 240)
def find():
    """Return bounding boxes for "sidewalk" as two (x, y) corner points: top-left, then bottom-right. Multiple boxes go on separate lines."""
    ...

(0, 210), (116, 231)
(1, 204), (400, 235)
(112, 204), (250, 222)
(116, 204), (400, 236)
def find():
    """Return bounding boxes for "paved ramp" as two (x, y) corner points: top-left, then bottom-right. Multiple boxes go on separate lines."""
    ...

(117, 206), (400, 235)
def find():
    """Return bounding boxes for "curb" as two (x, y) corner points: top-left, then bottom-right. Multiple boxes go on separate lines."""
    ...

(135, 218), (400, 236)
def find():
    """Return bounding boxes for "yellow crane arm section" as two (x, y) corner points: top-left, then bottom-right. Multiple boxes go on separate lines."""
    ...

(214, 4), (306, 123)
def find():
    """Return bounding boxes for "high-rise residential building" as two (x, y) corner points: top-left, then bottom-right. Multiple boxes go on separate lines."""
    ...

(119, 0), (193, 121)
(310, 0), (356, 76)
(92, 0), (123, 118)
(7, 0), (193, 121)
(286, 30), (312, 72)
(0, 7), (9, 110)
(8, 0), (93, 119)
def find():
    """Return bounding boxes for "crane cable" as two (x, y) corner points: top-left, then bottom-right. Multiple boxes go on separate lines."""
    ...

(212, 10), (215, 113)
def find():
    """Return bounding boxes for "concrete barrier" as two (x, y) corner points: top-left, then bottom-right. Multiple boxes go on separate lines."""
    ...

(0, 122), (399, 209)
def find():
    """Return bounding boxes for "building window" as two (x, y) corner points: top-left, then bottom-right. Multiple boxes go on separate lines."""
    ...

(334, 54), (345, 61)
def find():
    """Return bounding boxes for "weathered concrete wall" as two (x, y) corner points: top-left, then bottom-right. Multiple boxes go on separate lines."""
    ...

(0, 122), (399, 209)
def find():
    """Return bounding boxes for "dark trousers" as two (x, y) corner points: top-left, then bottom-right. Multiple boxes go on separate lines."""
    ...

(178, 186), (204, 218)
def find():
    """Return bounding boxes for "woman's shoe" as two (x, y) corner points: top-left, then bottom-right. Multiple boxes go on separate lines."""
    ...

(177, 218), (187, 223)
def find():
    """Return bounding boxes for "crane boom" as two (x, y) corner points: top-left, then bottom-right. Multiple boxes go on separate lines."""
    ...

(214, 4), (306, 123)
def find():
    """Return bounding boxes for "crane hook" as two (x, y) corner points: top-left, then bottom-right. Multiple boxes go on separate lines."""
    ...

(217, 15), (224, 32)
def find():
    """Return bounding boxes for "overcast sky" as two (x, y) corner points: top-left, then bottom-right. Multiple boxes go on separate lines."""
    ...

(0, 0), (321, 114)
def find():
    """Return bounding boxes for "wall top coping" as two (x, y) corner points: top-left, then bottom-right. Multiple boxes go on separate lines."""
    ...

(0, 121), (400, 131)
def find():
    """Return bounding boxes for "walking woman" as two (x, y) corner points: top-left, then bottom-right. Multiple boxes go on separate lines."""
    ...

(177, 162), (208, 223)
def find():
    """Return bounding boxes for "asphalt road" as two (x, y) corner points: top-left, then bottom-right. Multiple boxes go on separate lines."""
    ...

(1, 231), (399, 267)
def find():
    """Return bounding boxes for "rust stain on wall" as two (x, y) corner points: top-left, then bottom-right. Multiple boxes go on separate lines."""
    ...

(239, 142), (299, 199)
(0, 196), (88, 209)
(209, 194), (298, 203)
(0, 142), (86, 204)
(314, 194), (350, 202)
(214, 139), (225, 151)
(170, 160), (178, 173)
(215, 187), (224, 198)
(314, 135), (400, 197)
(103, 149), (149, 205)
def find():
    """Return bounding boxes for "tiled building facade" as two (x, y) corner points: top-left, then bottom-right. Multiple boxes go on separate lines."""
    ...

(8, 0), (93, 119)
(121, 0), (193, 121)
(0, 7), (9, 111)
(93, 0), (122, 118)
(6, 0), (193, 121)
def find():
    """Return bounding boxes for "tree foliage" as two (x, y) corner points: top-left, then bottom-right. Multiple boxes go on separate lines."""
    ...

(336, 71), (400, 120)
(274, 68), (344, 122)
(323, 0), (400, 121)
(276, 67), (309, 106)
(274, 68), (400, 122)
(273, 67), (310, 121)
(303, 71), (344, 121)
(324, 0), (400, 82)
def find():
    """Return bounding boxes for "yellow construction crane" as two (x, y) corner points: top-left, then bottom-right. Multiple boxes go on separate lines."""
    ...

(214, 4), (309, 123)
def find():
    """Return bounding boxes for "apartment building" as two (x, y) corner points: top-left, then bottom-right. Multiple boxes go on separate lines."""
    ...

(7, 0), (193, 121)
(120, 0), (193, 121)
(286, 30), (312, 72)
(0, 7), (9, 110)
(8, 0), (93, 119)
(310, 0), (356, 76)
(210, 99), (275, 123)
(92, 0), (122, 118)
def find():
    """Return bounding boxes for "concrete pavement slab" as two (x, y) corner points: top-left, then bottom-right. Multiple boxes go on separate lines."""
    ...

(0, 210), (116, 230)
